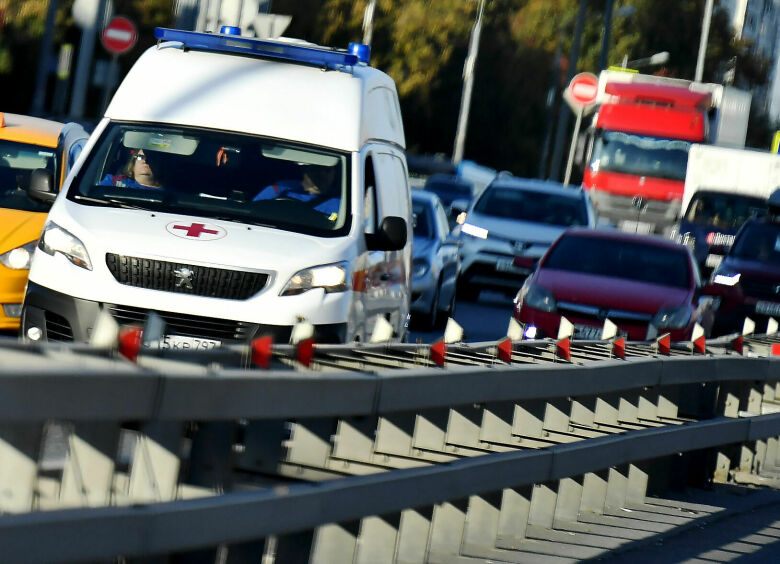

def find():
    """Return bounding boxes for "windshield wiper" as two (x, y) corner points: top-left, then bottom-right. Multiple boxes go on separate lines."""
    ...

(74, 194), (149, 210)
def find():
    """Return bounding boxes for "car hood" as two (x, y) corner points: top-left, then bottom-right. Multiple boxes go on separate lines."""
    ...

(537, 268), (692, 313)
(721, 256), (780, 280)
(0, 208), (47, 253)
(56, 203), (355, 272)
(467, 210), (567, 243)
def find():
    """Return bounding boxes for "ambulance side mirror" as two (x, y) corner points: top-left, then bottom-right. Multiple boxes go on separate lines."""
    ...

(366, 216), (407, 251)
(28, 169), (57, 204)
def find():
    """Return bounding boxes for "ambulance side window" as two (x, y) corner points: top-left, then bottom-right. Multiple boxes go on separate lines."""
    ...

(364, 156), (378, 235)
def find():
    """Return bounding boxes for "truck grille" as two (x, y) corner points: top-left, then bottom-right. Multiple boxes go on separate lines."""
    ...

(105, 254), (269, 300)
(105, 304), (255, 341)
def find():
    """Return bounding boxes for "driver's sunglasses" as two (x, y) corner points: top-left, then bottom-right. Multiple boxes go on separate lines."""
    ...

(133, 151), (151, 164)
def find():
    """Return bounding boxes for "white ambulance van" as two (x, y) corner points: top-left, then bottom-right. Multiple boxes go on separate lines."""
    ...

(22, 27), (411, 346)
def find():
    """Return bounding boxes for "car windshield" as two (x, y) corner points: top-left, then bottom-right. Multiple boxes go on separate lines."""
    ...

(424, 180), (471, 206)
(591, 130), (691, 182)
(67, 122), (351, 238)
(543, 235), (691, 288)
(412, 200), (433, 239)
(0, 139), (58, 213)
(473, 185), (588, 227)
(730, 222), (780, 265)
(685, 192), (765, 230)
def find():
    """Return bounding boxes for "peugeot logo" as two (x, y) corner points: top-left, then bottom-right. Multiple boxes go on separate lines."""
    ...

(174, 267), (195, 290)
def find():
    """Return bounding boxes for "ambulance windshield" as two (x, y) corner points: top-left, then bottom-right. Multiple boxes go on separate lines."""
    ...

(67, 123), (351, 238)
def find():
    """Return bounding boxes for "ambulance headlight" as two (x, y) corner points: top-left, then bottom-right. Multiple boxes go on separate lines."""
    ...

(38, 222), (92, 270)
(281, 262), (349, 296)
(0, 241), (37, 270)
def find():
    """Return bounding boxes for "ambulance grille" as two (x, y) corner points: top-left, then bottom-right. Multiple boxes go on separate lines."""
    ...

(105, 254), (269, 300)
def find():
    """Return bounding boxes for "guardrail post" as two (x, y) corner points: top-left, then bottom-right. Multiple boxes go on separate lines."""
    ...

(353, 513), (401, 563)
(495, 485), (532, 548)
(59, 422), (121, 507)
(127, 422), (183, 503)
(427, 498), (469, 562)
(460, 491), (502, 559)
(395, 507), (433, 563)
(309, 521), (359, 564)
(0, 424), (44, 512)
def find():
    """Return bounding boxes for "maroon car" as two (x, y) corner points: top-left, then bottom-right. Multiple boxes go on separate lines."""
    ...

(514, 228), (713, 341)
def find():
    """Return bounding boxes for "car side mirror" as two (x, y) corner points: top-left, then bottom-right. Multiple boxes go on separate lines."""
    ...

(27, 169), (57, 204)
(450, 199), (470, 216)
(366, 216), (407, 251)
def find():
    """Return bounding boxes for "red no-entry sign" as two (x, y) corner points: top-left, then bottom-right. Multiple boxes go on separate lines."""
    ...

(568, 72), (599, 107)
(102, 16), (137, 55)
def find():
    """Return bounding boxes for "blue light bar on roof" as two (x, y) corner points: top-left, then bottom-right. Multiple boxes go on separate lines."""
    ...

(154, 28), (359, 68)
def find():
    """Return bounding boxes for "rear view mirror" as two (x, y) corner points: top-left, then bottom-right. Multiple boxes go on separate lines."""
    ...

(366, 216), (407, 251)
(27, 169), (57, 204)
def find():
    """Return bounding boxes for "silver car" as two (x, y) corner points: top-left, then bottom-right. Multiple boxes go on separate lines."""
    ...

(456, 178), (597, 301)
(410, 191), (461, 330)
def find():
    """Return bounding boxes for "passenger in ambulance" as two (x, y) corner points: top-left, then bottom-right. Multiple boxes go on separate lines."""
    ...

(99, 149), (164, 189)
(253, 163), (340, 220)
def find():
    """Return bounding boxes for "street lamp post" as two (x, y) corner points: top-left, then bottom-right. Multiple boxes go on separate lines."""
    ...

(452, 0), (486, 165)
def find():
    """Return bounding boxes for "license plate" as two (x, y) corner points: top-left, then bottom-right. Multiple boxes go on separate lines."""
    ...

(574, 324), (603, 340)
(159, 335), (222, 350)
(705, 253), (723, 268)
(618, 220), (655, 235)
(756, 301), (780, 317)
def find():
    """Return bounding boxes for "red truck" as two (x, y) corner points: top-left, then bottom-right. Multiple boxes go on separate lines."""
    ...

(581, 71), (751, 235)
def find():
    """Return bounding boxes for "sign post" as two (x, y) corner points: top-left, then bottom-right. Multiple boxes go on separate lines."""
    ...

(100, 16), (137, 113)
(563, 72), (599, 186)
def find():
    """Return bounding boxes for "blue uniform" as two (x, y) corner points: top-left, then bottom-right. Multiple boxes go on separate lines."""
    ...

(254, 180), (340, 216)
(99, 174), (163, 190)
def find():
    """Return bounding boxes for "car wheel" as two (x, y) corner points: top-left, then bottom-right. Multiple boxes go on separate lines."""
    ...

(458, 281), (480, 302)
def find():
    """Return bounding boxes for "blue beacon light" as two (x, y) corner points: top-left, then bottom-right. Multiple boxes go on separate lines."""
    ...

(154, 28), (360, 68)
(348, 43), (371, 64)
(220, 26), (242, 36)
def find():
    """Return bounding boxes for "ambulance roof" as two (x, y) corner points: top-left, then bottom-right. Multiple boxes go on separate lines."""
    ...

(106, 31), (405, 152)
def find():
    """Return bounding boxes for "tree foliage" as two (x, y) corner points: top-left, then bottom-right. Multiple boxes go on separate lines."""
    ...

(0, 0), (774, 172)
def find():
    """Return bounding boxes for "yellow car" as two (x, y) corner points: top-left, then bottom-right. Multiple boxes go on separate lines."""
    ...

(0, 112), (88, 334)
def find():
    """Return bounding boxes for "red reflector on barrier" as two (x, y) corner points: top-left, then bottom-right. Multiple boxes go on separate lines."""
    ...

(732, 336), (744, 355)
(656, 333), (671, 356)
(431, 340), (446, 366)
(251, 336), (273, 368)
(556, 337), (571, 361)
(118, 326), (142, 361)
(297, 338), (315, 367)
(693, 335), (706, 355)
(772, 343), (780, 356)
(498, 338), (513, 362)
(612, 337), (626, 359)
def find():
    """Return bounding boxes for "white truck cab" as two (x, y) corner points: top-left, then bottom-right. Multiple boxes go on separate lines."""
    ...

(22, 27), (412, 346)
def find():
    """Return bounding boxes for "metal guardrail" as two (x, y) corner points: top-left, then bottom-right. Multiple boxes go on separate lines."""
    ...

(0, 333), (778, 563)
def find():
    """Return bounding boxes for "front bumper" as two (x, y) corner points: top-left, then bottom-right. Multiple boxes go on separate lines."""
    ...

(21, 281), (348, 344)
(459, 238), (534, 292)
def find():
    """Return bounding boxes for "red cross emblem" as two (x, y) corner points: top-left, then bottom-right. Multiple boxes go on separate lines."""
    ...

(172, 223), (219, 238)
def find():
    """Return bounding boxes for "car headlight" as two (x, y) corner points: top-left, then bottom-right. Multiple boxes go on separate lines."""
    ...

(712, 267), (740, 287)
(412, 258), (429, 278)
(281, 262), (350, 296)
(461, 222), (488, 239)
(38, 222), (92, 270)
(0, 240), (37, 270)
(523, 283), (557, 313)
(652, 306), (691, 329)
